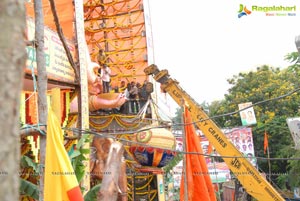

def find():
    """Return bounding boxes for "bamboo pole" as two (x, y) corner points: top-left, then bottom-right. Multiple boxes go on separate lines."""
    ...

(267, 146), (271, 182)
(34, 0), (48, 200)
(74, 0), (90, 194)
(211, 154), (221, 201)
(182, 105), (188, 201)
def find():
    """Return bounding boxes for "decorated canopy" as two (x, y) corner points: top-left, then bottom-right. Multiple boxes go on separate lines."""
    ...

(26, 0), (150, 89)
(84, 0), (149, 89)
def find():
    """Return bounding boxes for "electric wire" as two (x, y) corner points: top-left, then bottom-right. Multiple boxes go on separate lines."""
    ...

(20, 85), (300, 161)
(63, 127), (300, 161)
(201, 87), (300, 122)
(20, 118), (300, 161)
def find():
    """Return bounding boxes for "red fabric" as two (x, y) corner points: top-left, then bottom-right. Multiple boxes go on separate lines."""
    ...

(180, 106), (217, 201)
(67, 185), (83, 201)
(264, 131), (269, 154)
(33, 134), (38, 148)
(207, 142), (213, 155)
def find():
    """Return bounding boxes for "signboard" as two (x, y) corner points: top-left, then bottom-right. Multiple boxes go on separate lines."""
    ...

(286, 117), (300, 150)
(25, 17), (76, 84)
(238, 102), (257, 126)
(207, 162), (231, 183)
(204, 127), (257, 182)
(223, 127), (257, 166)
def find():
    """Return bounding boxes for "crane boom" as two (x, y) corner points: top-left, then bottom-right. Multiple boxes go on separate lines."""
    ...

(145, 64), (284, 201)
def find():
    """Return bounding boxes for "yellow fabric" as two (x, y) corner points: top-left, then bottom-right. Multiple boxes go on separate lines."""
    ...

(44, 108), (83, 201)
(51, 88), (61, 123)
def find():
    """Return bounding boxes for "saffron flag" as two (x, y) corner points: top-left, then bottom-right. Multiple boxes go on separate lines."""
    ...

(264, 131), (269, 154)
(44, 109), (83, 201)
(207, 142), (213, 155)
(180, 105), (217, 201)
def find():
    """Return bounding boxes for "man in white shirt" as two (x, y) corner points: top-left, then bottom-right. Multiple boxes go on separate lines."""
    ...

(101, 64), (111, 93)
(129, 81), (139, 113)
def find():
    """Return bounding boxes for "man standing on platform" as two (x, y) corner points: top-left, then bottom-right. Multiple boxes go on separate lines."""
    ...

(101, 64), (111, 93)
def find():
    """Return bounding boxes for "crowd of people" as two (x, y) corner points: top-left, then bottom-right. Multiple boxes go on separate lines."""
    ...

(115, 80), (150, 114)
(95, 49), (150, 115)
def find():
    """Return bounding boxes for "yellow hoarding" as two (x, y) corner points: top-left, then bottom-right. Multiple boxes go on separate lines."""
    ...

(25, 18), (76, 84)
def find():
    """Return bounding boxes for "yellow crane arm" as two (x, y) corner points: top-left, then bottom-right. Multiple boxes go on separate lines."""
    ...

(144, 64), (284, 201)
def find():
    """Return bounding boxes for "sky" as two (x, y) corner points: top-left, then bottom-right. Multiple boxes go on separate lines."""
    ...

(147, 0), (300, 108)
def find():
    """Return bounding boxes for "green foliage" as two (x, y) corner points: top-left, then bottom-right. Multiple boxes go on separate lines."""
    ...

(162, 153), (183, 173)
(19, 134), (92, 199)
(285, 52), (300, 79)
(19, 155), (39, 199)
(19, 178), (39, 200)
(172, 101), (210, 130)
(287, 150), (300, 187)
(207, 64), (300, 188)
(172, 107), (183, 130)
(164, 171), (179, 201)
(70, 134), (91, 187)
(163, 153), (183, 200)
(84, 183), (101, 201)
(285, 52), (300, 64)
(20, 155), (39, 174)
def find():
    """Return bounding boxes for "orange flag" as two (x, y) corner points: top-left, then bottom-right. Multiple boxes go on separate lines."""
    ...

(44, 109), (84, 201)
(207, 142), (213, 155)
(264, 131), (269, 154)
(180, 105), (217, 201)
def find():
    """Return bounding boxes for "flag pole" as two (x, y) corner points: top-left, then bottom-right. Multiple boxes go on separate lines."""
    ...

(182, 105), (188, 201)
(211, 153), (221, 200)
(267, 146), (271, 181)
(264, 131), (271, 181)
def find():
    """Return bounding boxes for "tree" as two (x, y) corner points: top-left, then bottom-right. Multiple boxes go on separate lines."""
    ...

(34, 0), (48, 200)
(0, 0), (27, 200)
(208, 64), (300, 188)
(171, 101), (209, 131)
(172, 107), (183, 131)
(281, 52), (300, 189)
